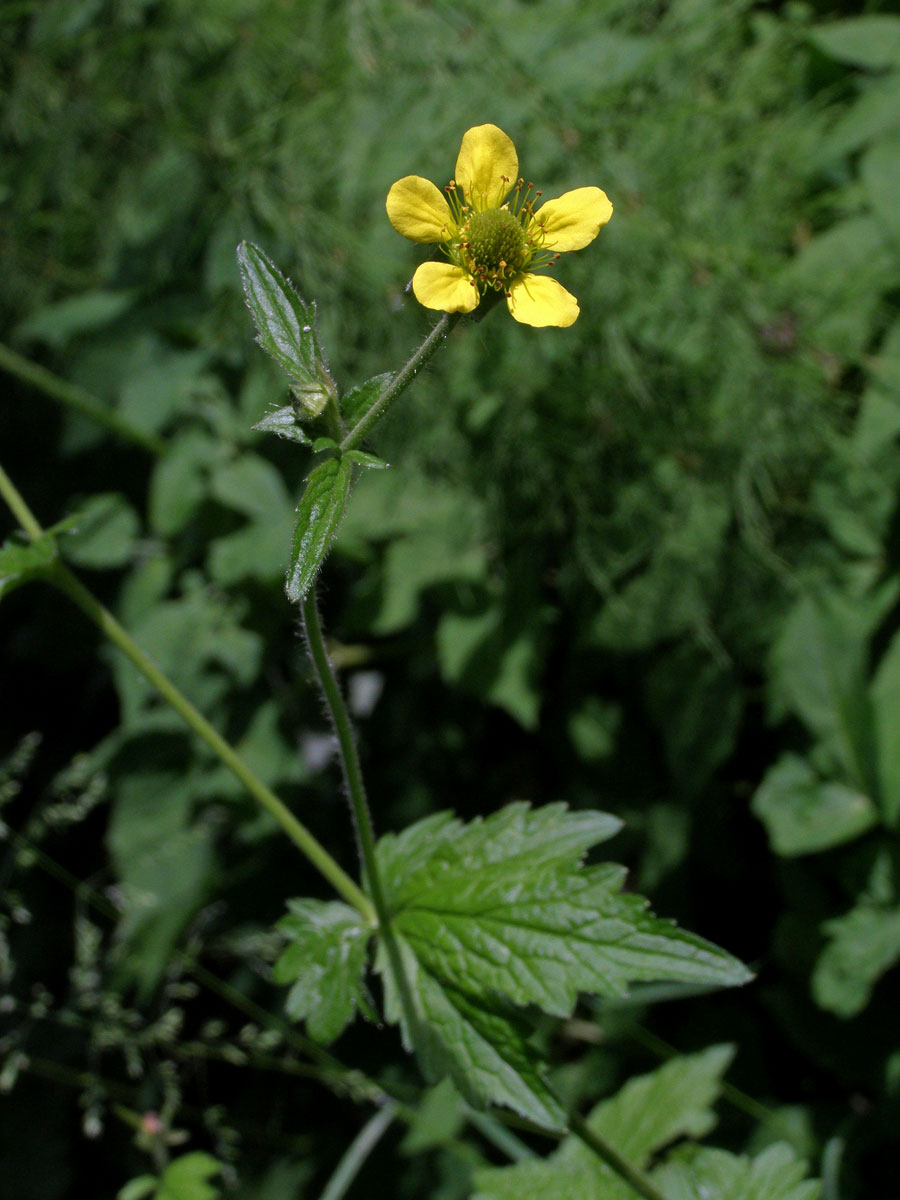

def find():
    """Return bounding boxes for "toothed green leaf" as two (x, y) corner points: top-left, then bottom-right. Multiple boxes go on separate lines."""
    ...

(252, 405), (313, 445)
(375, 803), (750, 1127)
(273, 899), (371, 1043)
(472, 1046), (735, 1199)
(286, 455), (352, 601)
(237, 241), (331, 414)
(654, 1142), (821, 1200)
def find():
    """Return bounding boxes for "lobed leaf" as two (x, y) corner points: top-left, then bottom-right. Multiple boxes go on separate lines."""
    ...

(285, 455), (353, 602)
(273, 899), (371, 1042)
(375, 803), (750, 1126)
(381, 932), (566, 1128)
(472, 1046), (734, 1199)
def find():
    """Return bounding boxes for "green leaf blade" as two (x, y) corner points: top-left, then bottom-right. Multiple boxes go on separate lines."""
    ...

(752, 754), (878, 856)
(286, 456), (352, 601)
(341, 372), (392, 428)
(156, 1152), (222, 1200)
(654, 1143), (821, 1200)
(812, 900), (900, 1017)
(808, 16), (900, 71)
(274, 899), (371, 1043)
(473, 1047), (734, 1200)
(236, 241), (330, 412)
(376, 803), (750, 1125)
(378, 933), (565, 1130)
(252, 405), (313, 445)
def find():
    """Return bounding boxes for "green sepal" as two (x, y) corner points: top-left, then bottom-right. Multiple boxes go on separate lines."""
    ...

(311, 436), (340, 454)
(252, 405), (313, 446)
(286, 455), (353, 601)
(340, 372), (392, 427)
(0, 533), (57, 600)
(236, 241), (333, 415)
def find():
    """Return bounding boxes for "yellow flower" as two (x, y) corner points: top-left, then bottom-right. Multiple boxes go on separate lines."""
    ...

(386, 124), (612, 328)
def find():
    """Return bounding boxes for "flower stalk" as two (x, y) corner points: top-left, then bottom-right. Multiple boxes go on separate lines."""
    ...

(340, 311), (462, 452)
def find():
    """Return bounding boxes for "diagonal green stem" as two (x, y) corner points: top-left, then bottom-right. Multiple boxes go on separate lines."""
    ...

(0, 341), (165, 455)
(0, 462), (374, 926)
(568, 1112), (670, 1200)
(318, 1104), (397, 1200)
(339, 311), (462, 452)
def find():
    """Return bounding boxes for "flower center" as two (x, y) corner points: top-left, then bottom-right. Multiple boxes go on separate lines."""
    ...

(466, 208), (527, 274)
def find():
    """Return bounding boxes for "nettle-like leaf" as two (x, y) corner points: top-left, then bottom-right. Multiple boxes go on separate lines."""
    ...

(472, 1046), (734, 1200)
(286, 455), (352, 602)
(653, 1142), (821, 1200)
(374, 802), (751, 1128)
(272, 900), (372, 1042)
(237, 241), (333, 417)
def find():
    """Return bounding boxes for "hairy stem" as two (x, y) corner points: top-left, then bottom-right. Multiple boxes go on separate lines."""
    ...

(0, 462), (374, 926)
(340, 311), (462, 452)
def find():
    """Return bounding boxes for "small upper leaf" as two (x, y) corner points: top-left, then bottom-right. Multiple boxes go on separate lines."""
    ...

(273, 899), (371, 1042)
(252, 405), (313, 446)
(286, 455), (353, 602)
(237, 241), (332, 412)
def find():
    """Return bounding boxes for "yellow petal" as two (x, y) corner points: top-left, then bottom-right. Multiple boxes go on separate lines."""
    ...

(455, 124), (517, 211)
(386, 176), (455, 243)
(412, 262), (480, 313)
(531, 187), (613, 252)
(507, 274), (579, 328)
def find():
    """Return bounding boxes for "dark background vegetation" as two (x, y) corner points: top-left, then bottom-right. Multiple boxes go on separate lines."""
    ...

(2, 0), (900, 1196)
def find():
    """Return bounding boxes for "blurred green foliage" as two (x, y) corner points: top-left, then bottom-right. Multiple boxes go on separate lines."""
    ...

(2, 0), (900, 1195)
